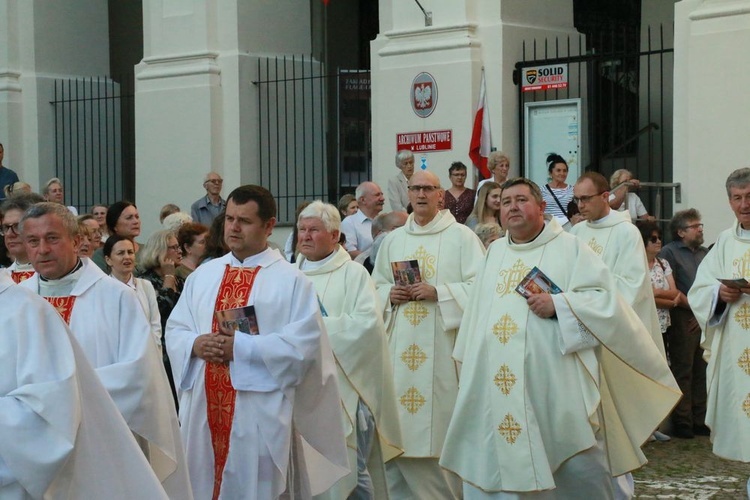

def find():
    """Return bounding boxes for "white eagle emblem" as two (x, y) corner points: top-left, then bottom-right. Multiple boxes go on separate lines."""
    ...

(414, 83), (432, 109)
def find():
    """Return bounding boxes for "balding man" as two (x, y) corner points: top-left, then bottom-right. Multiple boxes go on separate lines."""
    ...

(355, 210), (408, 273)
(372, 169), (485, 499)
(340, 181), (385, 258)
(190, 172), (226, 226)
(19, 202), (192, 498)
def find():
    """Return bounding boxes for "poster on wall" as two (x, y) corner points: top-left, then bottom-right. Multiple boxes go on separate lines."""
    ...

(524, 99), (581, 187)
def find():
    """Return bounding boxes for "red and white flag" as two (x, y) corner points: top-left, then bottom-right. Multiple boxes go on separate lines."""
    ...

(469, 71), (492, 179)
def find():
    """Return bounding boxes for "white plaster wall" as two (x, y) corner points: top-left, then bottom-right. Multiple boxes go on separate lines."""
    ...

(673, 0), (750, 244)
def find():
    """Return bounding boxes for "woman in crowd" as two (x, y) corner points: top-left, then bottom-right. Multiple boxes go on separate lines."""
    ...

(78, 214), (103, 250)
(4, 181), (31, 198)
(137, 229), (184, 407)
(42, 177), (78, 215)
(91, 204), (109, 242)
(476, 151), (510, 198)
(201, 212), (228, 263)
(444, 161), (475, 224)
(92, 200), (142, 271)
(541, 153), (575, 228)
(77, 221), (95, 259)
(466, 181), (502, 230)
(104, 235), (161, 350)
(638, 220), (681, 442)
(474, 222), (503, 249)
(175, 222), (208, 279)
(609, 169), (654, 221)
(337, 193), (358, 219)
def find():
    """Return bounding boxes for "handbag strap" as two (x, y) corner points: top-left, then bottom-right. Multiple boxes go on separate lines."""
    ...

(545, 184), (570, 222)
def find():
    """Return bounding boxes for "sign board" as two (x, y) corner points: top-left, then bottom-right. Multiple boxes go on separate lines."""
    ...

(522, 64), (568, 92)
(396, 129), (452, 153)
(410, 72), (438, 118)
(524, 99), (581, 188)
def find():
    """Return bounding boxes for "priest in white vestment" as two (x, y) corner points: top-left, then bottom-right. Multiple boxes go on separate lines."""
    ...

(688, 168), (750, 496)
(166, 185), (348, 500)
(570, 171), (666, 357)
(372, 170), (486, 499)
(295, 201), (403, 499)
(18, 202), (192, 500)
(440, 178), (681, 498)
(0, 272), (170, 499)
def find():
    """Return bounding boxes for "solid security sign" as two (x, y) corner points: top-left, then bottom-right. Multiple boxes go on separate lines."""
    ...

(522, 64), (568, 92)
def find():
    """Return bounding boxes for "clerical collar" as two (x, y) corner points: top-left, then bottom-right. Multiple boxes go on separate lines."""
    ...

(300, 249), (337, 271)
(591, 210), (616, 225)
(509, 222), (546, 245)
(13, 260), (33, 271)
(230, 247), (270, 267)
(737, 224), (750, 239)
(39, 259), (83, 282)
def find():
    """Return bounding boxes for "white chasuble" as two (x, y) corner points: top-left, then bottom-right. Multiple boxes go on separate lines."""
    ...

(372, 210), (485, 457)
(689, 222), (750, 462)
(21, 259), (193, 499)
(298, 246), (403, 497)
(570, 210), (666, 357)
(441, 218), (681, 493)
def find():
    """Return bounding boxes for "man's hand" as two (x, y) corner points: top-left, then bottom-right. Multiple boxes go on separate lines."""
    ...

(192, 333), (226, 363)
(390, 285), (412, 305)
(216, 321), (236, 363)
(527, 293), (556, 318)
(719, 283), (744, 304)
(410, 282), (438, 302)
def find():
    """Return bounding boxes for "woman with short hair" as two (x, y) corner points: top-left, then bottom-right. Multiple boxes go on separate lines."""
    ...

(175, 222), (208, 279)
(444, 162), (475, 224)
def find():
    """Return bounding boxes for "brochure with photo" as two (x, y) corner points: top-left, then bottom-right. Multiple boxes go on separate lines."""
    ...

(215, 305), (259, 335)
(391, 260), (422, 286)
(718, 278), (750, 290)
(515, 266), (563, 299)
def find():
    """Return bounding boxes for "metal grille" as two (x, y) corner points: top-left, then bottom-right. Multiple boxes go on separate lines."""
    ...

(50, 76), (135, 213)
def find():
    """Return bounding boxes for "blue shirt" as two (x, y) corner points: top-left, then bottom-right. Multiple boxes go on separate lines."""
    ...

(0, 166), (19, 200)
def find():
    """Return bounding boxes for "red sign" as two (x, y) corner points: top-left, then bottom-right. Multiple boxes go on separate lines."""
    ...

(396, 129), (452, 153)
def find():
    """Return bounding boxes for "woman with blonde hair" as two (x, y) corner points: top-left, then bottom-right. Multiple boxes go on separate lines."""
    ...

(466, 181), (503, 230)
(476, 151), (510, 198)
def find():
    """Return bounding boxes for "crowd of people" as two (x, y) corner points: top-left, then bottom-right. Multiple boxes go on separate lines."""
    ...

(1, 138), (749, 499)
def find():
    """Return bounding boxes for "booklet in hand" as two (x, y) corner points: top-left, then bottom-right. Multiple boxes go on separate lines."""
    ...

(391, 260), (422, 286)
(515, 266), (563, 298)
(718, 278), (750, 290)
(215, 305), (259, 335)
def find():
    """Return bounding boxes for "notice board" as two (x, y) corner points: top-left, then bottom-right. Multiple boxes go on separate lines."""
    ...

(524, 99), (581, 187)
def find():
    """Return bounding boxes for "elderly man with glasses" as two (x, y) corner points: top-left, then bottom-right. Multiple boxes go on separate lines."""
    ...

(190, 172), (226, 226)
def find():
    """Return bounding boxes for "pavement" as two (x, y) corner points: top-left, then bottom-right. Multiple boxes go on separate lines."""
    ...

(634, 436), (750, 499)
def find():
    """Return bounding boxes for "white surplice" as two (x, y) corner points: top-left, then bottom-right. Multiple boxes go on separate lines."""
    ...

(166, 248), (349, 499)
(0, 273), (169, 500)
(372, 210), (485, 458)
(21, 258), (192, 499)
(441, 218), (681, 494)
(688, 221), (750, 462)
(570, 210), (666, 357)
(297, 246), (403, 498)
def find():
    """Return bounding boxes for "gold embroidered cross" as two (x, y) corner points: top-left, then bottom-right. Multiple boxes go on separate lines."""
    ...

(744, 394), (750, 419)
(498, 413), (522, 445)
(493, 314), (518, 344)
(400, 387), (426, 415)
(494, 364), (517, 395)
(408, 245), (436, 280)
(734, 304), (750, 330)
(496, 259), (531, 296)
(732, 249), (750, 281)
(401, 344), (427, 371)
(403, 301), (429, 326)
(738, 348), (750, 376)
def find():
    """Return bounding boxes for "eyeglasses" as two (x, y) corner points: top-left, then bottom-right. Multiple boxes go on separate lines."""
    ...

(572, 191), (606, 205)
(683, 223), (704, 230)
(205, 179), (223, 185)
(167, 244), (181, 251)
(0, 223), (19, 236)
(408, 185), (439, 193)
(649, 235), (662, 243)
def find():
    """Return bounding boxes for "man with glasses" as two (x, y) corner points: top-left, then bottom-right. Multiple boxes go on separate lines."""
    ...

(690, 168), (750, 496)
(190, 172), (226, 226)
(658, 208), (709, 439)
(372, 169), (485, 499)
(0, 193), (43, 282)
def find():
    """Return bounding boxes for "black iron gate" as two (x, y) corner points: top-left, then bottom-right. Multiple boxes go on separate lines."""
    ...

(50, 76), (135, 212)
(515, 25), (674, 220)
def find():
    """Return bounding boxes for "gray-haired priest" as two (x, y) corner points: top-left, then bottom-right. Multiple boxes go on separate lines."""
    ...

(440, 178), (680, 499)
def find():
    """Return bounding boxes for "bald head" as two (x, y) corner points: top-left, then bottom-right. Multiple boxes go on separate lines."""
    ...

(408, 169), (443, 224)
(409, 169), (441, 189)
(372, 210), (408, 238)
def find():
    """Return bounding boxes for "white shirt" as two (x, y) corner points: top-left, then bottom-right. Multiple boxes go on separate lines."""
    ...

(340, 210), (374, 252)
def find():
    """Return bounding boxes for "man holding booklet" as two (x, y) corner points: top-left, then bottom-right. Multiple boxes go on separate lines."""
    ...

(689, 167), (750, 496)
(372, 169), (485, 499)
(440, 177), (680, 499)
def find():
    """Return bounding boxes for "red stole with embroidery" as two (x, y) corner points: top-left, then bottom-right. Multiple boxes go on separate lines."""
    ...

(11, 270), (34, 284)
(206, 265), (260, 499)
(44, 296), (77, 324)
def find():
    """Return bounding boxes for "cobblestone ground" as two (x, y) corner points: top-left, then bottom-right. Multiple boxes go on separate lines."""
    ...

(634, 436), (750, 499)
